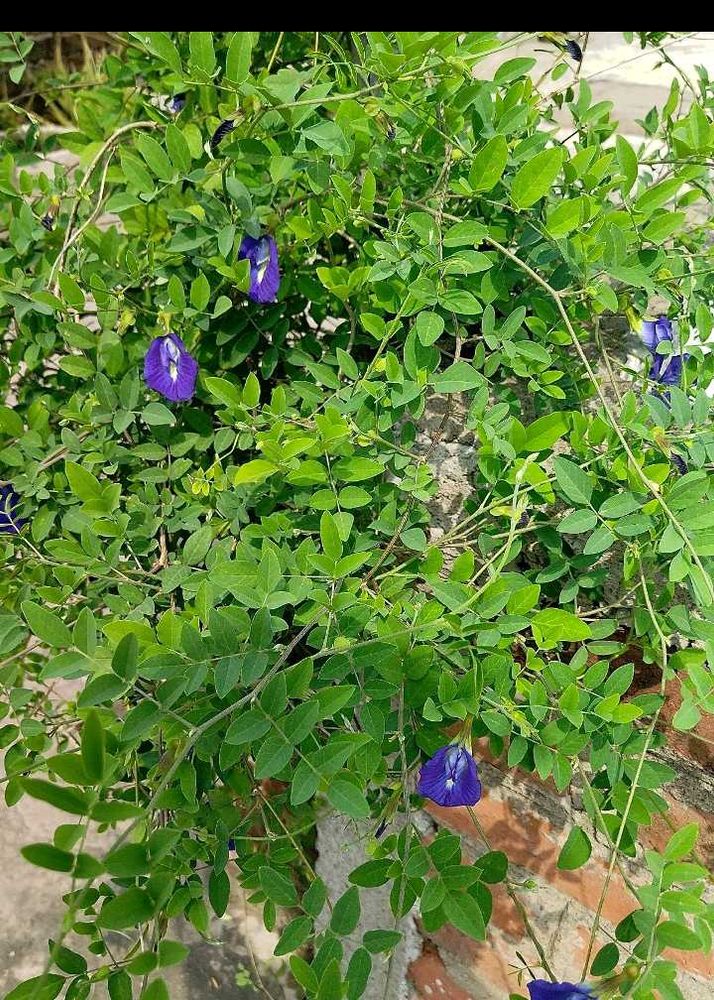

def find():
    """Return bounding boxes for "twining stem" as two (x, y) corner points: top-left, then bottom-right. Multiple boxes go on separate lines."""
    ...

(28, 614), (322, 998)
(47, 119), (160, 293)
(467, 806), (557, 982)
(580, 568), (668, 980)
(408, 199), (714, 605)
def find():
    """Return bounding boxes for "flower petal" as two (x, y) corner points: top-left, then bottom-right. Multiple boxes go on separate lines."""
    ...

(641, 320), (658, 351)
(0, 484), (27, 535)
(654, 317), (673, 345)
(239, 234), (280, 304)
(528, 981), (594, 1000)
(417, 745), (482, 808)
(144, 333), (198, 403)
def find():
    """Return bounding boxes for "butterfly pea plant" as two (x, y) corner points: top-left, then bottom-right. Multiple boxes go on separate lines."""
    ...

(2, 29), (714, 1000)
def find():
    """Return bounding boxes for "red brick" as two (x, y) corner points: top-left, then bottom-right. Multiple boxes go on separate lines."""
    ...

(427, 792), (635, 927)
(641, 796), (714, 869)
(409, 944), (479, 1000)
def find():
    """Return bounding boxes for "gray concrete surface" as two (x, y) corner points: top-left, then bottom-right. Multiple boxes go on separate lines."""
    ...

(315, 813), (421, 1000)
(0, 792), (294, 999)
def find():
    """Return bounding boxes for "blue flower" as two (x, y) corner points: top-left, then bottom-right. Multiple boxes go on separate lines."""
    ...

(641, 316), (673, 353)
(528, 981), (594, 1000)
(168, 93), (186, 114)
(0, 484), (27, 535)
(210, 119), (235, 153)
(144, 332), (198, 403)
(238, 234), (281, 304)
(641, 316), (687, 390)
(417, 744), (481, 808)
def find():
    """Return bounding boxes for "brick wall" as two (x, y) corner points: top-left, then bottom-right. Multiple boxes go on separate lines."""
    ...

(408, 712), (714, 1000)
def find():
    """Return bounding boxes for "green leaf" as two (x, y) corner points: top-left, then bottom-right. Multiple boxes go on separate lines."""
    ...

(327, 777), (370, 819)
(348, 860), (393, 888)
(158, 940), (190, 967)
(140, 979), (169, 1000)
(135, 134), (174, 182)
(190, 272), (210, 311)
(416, 311), (444, 346)
(253, 735), (292, 778)
(432, 361), (484, 393)
(511, 147), (564, 208)
(22, 601), (72, 648)
(142, 402), (176, 426)
(21, 778), (89, 815)
(259, 866), (298, 906)
(362, 929), (402, 953)
(226, 32), (253, 83)
(234, 459), (278, 485)
(108, 970), (133, 1000)
(209, 868), (230, 916)
(166, 124), (191, 173)
(531, 609), (591, 648)
(204, 375), (241, 408)
(4, 976), (65, 1000)
(557, 827), (592, 870)
(615, 135), (638, 195)
(98, 887), (155, 930)
(583, 525), (616, 556)
(112, 632), (139, 680)
(136, 32), (181, 73)
(274, 915), (312, 956)
(664, 823), (699, 862)
(634, 177), (682, 217)
(183, 524), (213, 565)
(523, 412), (569, 451)
(473, 850), (508, 884)
(243, 371), (261, 407)
(78, 673), (128, 707)
(330, 886), (361, 935)
(189, 31), (216, 77)
(553, 457), (593, 505)
(437, 289), (482, 315)
(65, 460), (102, 500)
(443, 891), (486, 940)
(346, 947), (372, 1000)
(591, 942), (620, 977)
(546, 196), (587, 237)
(469, 135), (508, 192)
(320, 511), (342, 560)
(656, 920), (702, 951)
(21, 843), (74, 872)
(58, 272), (84, 310)
(332, 458), (384, 482)
(558, 509), (597, 534)
(81, 710), (106, 783)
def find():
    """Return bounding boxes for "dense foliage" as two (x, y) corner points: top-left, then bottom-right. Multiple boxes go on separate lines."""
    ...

(1, 30), (714, 1000)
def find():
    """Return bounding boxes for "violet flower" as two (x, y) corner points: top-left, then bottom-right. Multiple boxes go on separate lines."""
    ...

(0, 484), (27, 535)
(641, 316), (687, 390)
(144, 333), (198, 403)
(168, 93), (187, 114)
(238, 234), (280, 304)
(417, 743), (481, 808)
(211, 119), (235, 153)
(528, 981), (594, 1000)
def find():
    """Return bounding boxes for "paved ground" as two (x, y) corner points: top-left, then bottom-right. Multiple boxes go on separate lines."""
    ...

(2, 29), (712, 1000)
(0, 792), (294, 999)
